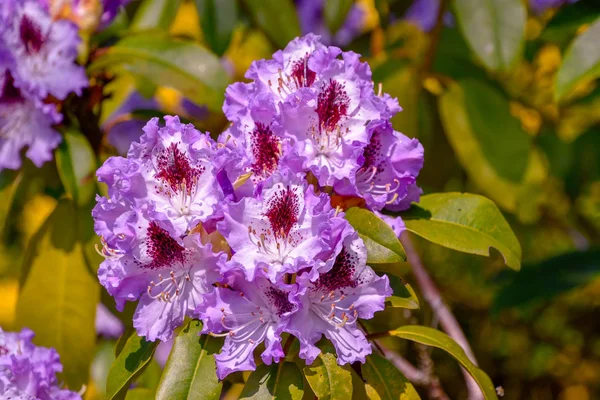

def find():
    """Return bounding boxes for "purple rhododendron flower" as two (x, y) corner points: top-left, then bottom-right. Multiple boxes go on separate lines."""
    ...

(0, 328), (82, 400)
(217, 168), (335, 282)
(93, 116), (231, 341)
(3, 0), (87, 100)
(405, 0), (440, 32)
(0, 72), (62, 170)
(99, 116), (223, 236)
(93, 34), (421, 380)
(529, 0), (579, 13)
(335, 120), (424, 212)
(0, 0), (88, 171)
(196, 270), (296, 379)
(287, 226), (391, 364)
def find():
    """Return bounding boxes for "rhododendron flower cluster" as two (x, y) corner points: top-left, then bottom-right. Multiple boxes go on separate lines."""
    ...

(93, 34), (424, 379)
(0, 328), (81, 399)
(0, 0), (87, 171)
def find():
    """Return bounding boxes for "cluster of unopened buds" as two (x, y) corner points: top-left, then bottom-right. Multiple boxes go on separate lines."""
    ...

(93, 34), (424, 379)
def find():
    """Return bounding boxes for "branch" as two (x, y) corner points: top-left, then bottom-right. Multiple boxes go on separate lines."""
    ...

(421, 0), (449, 75)
(400, 232), (484, 400)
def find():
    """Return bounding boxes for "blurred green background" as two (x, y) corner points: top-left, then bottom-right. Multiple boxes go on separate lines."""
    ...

(1, 0), (599, 399)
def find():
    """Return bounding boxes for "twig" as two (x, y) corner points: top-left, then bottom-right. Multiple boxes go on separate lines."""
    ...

(400, 232), (484, 400)
(416, 343), (450, 400)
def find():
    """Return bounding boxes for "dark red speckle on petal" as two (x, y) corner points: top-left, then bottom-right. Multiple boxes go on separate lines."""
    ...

(155, 143), (204, 194)
(362, 130), (384, 171)
(316, 80), (349, 132)
(250, 123), (280, 177)
(291, 55), (316, 88)
(265, 186), (300, 238)
(265, 286), (295, 316)
(19, 15), (44, 54)
(145, 222), (185, 269)
(316, 247), (358, 292)
(0, 72), (24, 104)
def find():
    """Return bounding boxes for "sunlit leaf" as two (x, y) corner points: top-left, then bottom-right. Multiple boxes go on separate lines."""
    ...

(454, 0), (526, 71)
(89, 34), (229, 112)
(240, 362), (304, 399)
(106, 330), (159, 400)
(386, 283), (420, 310)
(195, 0), (238, 56)
(241, 0), (301, 49)
(438, 82), (547, 213)
(55, 129), (97, 207)
(493, 249), (600, 311)
(156, 320), (222, 400)
(461, 79), (531, 183)
(361, 353), (421, 400)
(345, 207), (407, 264)
(130, 0), (183, 31)
(555, 19), (600, 102)
(15, 199), (99, 390)
(400, 192), (522, 270)
(303, 351), (353, 400)
(125, 388), (156, 400)
(324, 0), (353, 35)
(390, 326), (498, 399)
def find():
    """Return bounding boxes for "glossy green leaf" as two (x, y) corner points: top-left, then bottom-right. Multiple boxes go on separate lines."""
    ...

(345, 207), (407, 263)
(362, 353), (421, 400)
(106, 330), (159, 400)
(125, 388), (156, 400)
(390, 326), (498, 399)
(240, 362), (304, 400)
(15, 199), (99, 390)
(461, 79), (531, 183)
(241, 0), (301, 49)
(55, 130), (97, 207)
(303, 352), (353, 400)
(401, 192), (522, 270)
(454, 0), (526, 71)
(324, 0), (354, 35)
(130, 0), (183, 31)
(89, 34), (229, 112)
(438, 82), (541, 212)
(386, 283), (419, 310)
(195, 0), (238, 56)
(156, 320), (222, 400)
(493, 249), (600, 311)
(555, 19), (600, 102)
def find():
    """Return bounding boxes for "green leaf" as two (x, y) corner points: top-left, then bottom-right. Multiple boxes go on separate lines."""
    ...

(438, 82), (542, 213)
(89, 34), (229, 112)
(106, 330), (159, 400)
(401, 192), (522, 270)
(390, 326), (498, 400)
(240, 362), (304, 400)
(15, 199), (99, 390)
(303, 352), (353, 400)
(55, 129), (97, 207)
(130, 0), (183, 31)
(241, 0), (301, 49)
(195, 0), (238, 56)
(386, 283), (419, 310)
(555, 19), (600, 102)
(361, 353), (421, 400)
(125, 388), (156, 400)
(156, 320), (222, 400)
(324, 0), (354, 35)
(493, 249), (600, 311)
(454, 0), (526, 71)
(345, 207), (406, 264)
(461, 79), (531, 183)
